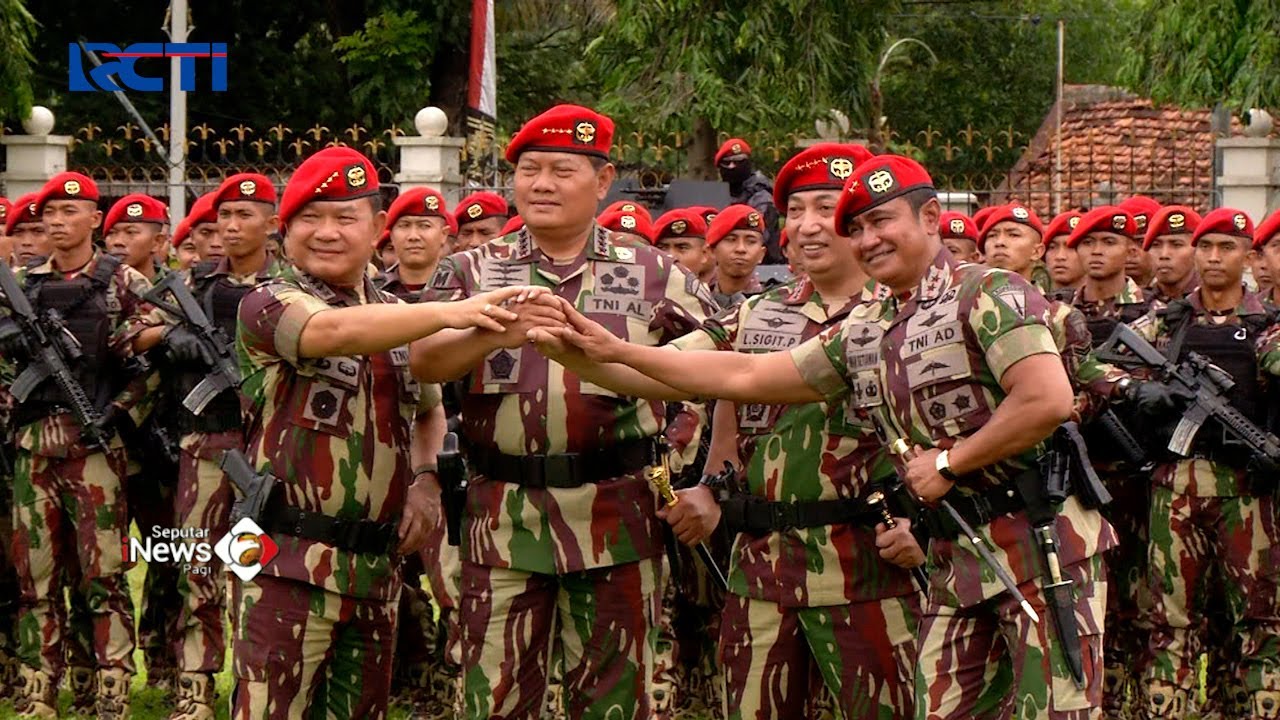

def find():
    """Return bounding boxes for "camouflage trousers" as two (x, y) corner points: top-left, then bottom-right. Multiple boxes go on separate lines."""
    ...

(1100, 471), (1152, 717)
(0, 474), (18, 689)
(231, 574), (399, 720)
(392, 552), (461, 718)
(652, 552), (725, 719)
(458, 557), (662, 720)
(914, 554), (1107, 720)
(1139, 484), (1280, 718)
(721, 591), (920, 720)
(11, 447), (136, 676)
(173, 445), (235, 672)
(127, 461), (183, 679)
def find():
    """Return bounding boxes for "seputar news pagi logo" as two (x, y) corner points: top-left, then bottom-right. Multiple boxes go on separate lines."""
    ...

(123, 517), (278, 582)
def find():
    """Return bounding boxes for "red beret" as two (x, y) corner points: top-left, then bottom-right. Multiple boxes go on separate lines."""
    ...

(279, 147), (380, 231)
(972, 206), (997, 231)
(601, 200), (653, 225)
(834, 155), (934, 235)
(686, 206), (718, 227)
(499, 215), (525, 236)
(1142, 206), (1201, 250)
(978, 204), (1044, 249)
(773, 143), (874, 211)
(1067, 206), (1135, 248)
(1192, 207), (1253, 245)
(504, 104), (614, 162)
(446, 212), (458, 235)
(170, 192), (218, 248)
(213, 172), (277, 208)
(454, 192), (509, 227)
(35, 172), (99, 214)
(0, 197), (9, 227)
(706, 204), (766, 247)
(1254, 210), (1280, 250)
(653, 209), (707, 241)
(780, 228), (790, 248)
(597, 209), (654, 242)
(5, 193), (39, 236)
(939, 211), (978, 243)
(1043, 211), (1084, 247)
(715, 138), (751, 165)
(1119, 196), (1162, 234)
(386, 187), (448, 229)
(376, 229), (391, 250)
(103, 194), (168, 236)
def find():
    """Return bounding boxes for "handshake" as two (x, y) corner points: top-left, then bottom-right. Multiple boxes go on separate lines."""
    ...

(455, 285), (629, 365)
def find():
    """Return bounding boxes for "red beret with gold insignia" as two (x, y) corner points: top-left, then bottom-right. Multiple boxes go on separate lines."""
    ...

(772, 143), (875, 211)
(170, 191), (219, 248)
(707, 204), (766, 247)
(1043, 211), (1084, 247)
(5, 193), (40, 236)
(939, 211), (979, 243)
(278, 147), (380, 230)
(504, 104), (614, 162)
(1119, 195), (1162, 234)
(35, 172), (99, 214)
(715, 138), (752, 166)
(103, 194), (168, 236)
(454, 191), (509, 228)
(499, 215), (525, 236)
(834, 155), (934, 235)
(1254, 210), (1280, 250)
(691, 206), (719, 227)
(213, 172), (277, 208)
(1142, 206), (1201, 250)
(653, 209), (707, 242)
(1067, 206), (1136, 248)
(598, 209), (654, 242)
(978, 203), (1044, 249)
(385, 187), (448, 231)
(601, 200), (653, 226)
(1192, 207), (1253, 245)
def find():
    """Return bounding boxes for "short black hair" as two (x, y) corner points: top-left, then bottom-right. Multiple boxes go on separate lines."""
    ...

(367, 193), (384, 213)
(905, 187), (938, 213)
(587, 155), (609, 172)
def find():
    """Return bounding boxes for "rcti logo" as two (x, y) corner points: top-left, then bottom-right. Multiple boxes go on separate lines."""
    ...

(214, 518), (279, 582)
(69, 42), (228, 92)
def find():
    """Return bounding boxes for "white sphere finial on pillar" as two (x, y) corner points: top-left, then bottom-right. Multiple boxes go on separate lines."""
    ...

(1244, 109), (1274, 138)
(22, 106), (55, 136)
(414, 107), (448, 137)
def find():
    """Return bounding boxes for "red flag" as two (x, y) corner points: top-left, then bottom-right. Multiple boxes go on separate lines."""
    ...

(468, 0), (496, 120)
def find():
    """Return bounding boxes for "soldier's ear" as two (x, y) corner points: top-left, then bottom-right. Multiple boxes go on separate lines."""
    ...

(918, 197), (941, 234)
(595, 163), (616, 201)
(90, 209), (103, 230)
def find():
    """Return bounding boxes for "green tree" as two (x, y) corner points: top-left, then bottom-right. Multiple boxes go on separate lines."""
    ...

(334, 9), (438, 126)
(585, 0), (894, 178)
(1119, 0), (1280, 112)
(0, 0), (37, 120)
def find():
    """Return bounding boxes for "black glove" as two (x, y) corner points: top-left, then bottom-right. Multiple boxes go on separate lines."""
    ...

(0, 318), (30, 361)
(86, 404), (134, 448)
(164, 326), (214, 365)
(1123, 380), (1195, 417)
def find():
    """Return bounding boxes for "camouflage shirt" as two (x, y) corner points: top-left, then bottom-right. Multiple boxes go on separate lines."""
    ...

(376, 264), (434, 304)
(237, 263), (422, 600)
(1130, 287), (1280, 496)
(11, 250), (152, 458)
(791, 248), (1117, 608)
(672, 277), (915, 607)
(420, 226), (715, 574)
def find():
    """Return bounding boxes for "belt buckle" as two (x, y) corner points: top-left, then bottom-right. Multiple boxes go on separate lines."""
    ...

(520, 455), (547, 490)
(770, 502), (800, 531)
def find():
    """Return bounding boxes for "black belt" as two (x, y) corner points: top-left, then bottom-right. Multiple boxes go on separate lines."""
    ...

(921, 481), (1026, 541)
(471, 438), (655, 489)
(264, 503), (397, 556)
(721, 494), (879, 535)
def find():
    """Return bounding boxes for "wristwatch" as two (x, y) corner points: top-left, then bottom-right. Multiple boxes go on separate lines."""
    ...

(1115, 377), (1135, 402)
(935, 449), (961, 482)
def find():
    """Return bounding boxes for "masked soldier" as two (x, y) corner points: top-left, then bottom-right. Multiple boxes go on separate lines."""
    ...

(1144, 207), (1201, 305)
(0, 172), (155, 719)
(530, 154), (1116, 719)
(716, 139), (782, 264)
(412, 104), (715, 720)
(1113, 208), (1280, 719)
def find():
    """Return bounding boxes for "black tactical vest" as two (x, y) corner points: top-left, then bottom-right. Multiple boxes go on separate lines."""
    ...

(173, 267), (255, 434)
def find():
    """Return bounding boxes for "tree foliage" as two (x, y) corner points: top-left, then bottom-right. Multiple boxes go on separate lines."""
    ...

(1119, 0), (1280, 112)
(334, 9), (437, 126)
(0, 0), (38, 119)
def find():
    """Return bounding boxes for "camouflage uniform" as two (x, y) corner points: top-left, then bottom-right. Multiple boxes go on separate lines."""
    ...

(671, 276), (921, 720)
(6, 250), (152, 717)
(0, 390), (18, 697)
(420, 225), (714, 720)
(232, 263), (422, 719)
(1128, 290), (1280, 719)
(707, 274), (764, 311)
(793, 248), (1118, 719)
(1058, 278), (1153, 717)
